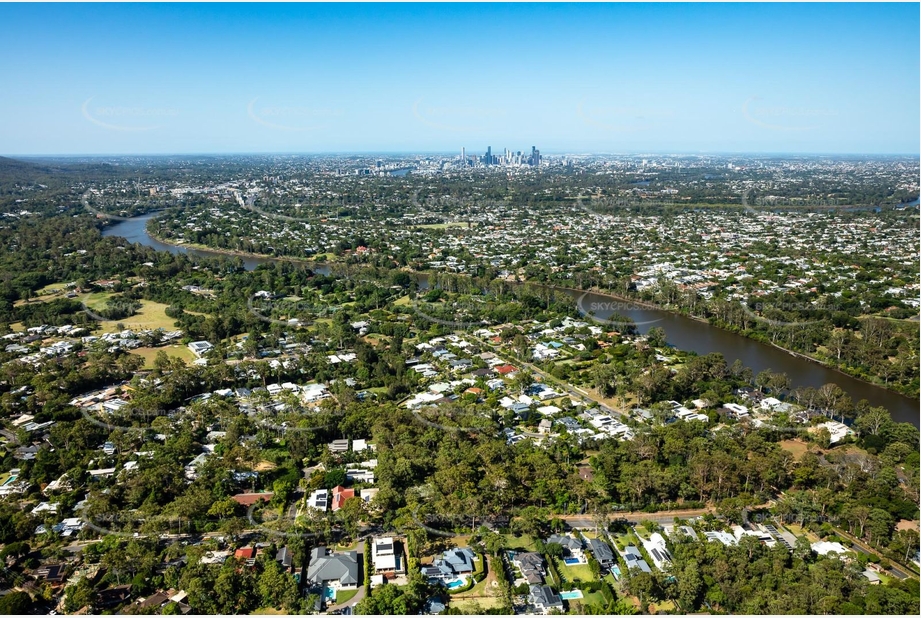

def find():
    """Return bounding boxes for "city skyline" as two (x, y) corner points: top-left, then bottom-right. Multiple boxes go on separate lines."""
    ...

(0, 2), (918, 156)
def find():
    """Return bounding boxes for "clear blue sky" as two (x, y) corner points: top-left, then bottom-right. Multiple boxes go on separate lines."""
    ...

(1, 2), (917, 155)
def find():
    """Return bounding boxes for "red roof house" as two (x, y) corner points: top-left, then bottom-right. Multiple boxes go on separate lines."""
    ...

(331, 485), (356, 511)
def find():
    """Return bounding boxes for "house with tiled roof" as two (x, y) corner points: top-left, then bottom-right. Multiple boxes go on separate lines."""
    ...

(305, 547), (359, 590)
(331, 485), (356, 511)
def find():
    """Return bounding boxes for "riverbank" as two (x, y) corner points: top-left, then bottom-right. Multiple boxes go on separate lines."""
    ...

(541, 281), (917, 402)
(102, 215), (920, 421)
(146, 228), (335, 266)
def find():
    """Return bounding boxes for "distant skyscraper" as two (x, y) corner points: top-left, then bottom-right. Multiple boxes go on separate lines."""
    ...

(461, 147), (466, 166)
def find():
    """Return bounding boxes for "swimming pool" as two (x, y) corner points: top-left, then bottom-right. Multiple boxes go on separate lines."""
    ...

(560, 590), (584, 600)
(563, 557), (581, 565)
(444, 578), (466, 589)
(324, 586), (336, 602)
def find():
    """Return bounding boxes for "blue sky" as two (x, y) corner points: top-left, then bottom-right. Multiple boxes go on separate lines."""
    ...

(0, 2), (917, 155)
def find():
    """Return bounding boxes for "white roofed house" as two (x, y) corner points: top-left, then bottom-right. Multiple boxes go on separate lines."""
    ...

(187, 340), (214, 358)
(722, 402), (749, 419)
(306, 489), (329, 511)
(346, 469), (375, 484)
(811, 541), (853, 559)
(813, 421), (854, 444)
(371, 537), (405, 576)
(640, 532), (673, 571)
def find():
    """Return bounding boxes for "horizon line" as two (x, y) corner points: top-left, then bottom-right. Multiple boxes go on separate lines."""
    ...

(6, 150), (920, 159)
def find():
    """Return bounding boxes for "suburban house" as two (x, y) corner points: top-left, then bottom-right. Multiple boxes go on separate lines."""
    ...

(234, 547), (258, 567)
(623, 546), (652, 573)
(495, 364), (518, 376)
(588, 538), (616, 569)
(705, 530), (737, 546)
(640, 532), (672, 571)
(306, 489), (329, 511)
(547, 533), (584, 561)
(305, 547), (360, 590)
(187, 341), (214, 358)
(331, 485), (356, 511)
(511, 551), (545, 584)
(529, 584), (564, 613)
(95, 584), (133, 609)
(276, 546), (294, 575)
(811, 541), (852, 558)
(722, 402), (749, 419)
(421, 547), (478, 582)
(345, 468), (375, 484)
(371, 537), (405, 576)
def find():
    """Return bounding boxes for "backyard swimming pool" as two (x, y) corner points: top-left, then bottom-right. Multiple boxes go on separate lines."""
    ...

(444, 578), (466, 589)
(324, 587), (336, 602)
(560, 590), (584, 600)
(563, 558), (581, 565)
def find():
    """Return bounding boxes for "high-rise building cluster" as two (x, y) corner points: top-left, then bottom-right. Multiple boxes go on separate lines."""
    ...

(459, 145), (541, 167)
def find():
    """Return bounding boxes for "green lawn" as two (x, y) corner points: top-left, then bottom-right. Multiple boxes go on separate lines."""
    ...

(333, 588), (359, 605)
(581, 591), (606, 607)
(80, 292), (181, 333)
(558, 560), (596, 583)
(502, 534), (539, 552)
(131, 344), (197, 368)
(613, 532), (639, 550)
(650, 599), (676, 612)
(452, 575), (489, 598)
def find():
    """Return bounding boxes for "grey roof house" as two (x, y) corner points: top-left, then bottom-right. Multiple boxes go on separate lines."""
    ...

(529, 584), (564, 613)
(421, 547), (477, 581)
(547, 533), (583, 558)
(305, 547), (359, 589)
(511, 551), (545, 585)
(588, 538), (616, 567)
(623, 545), (652, 573)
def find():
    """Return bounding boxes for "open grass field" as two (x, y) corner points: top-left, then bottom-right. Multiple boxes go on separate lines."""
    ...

(449, 596), (505, 612)
(502, 533), (539, 552)
(558, 560), (595, 582)
(393, 295), (412, 307)
(80, 292), (181, 333)
(130, 345), (197, 368)
(36, 281), (70, 295)
(650, 599), (676, 612)
(779, 439), (810, 461)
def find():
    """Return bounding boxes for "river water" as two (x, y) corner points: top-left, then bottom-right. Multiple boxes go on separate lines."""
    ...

(102, 215), (919, 425)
